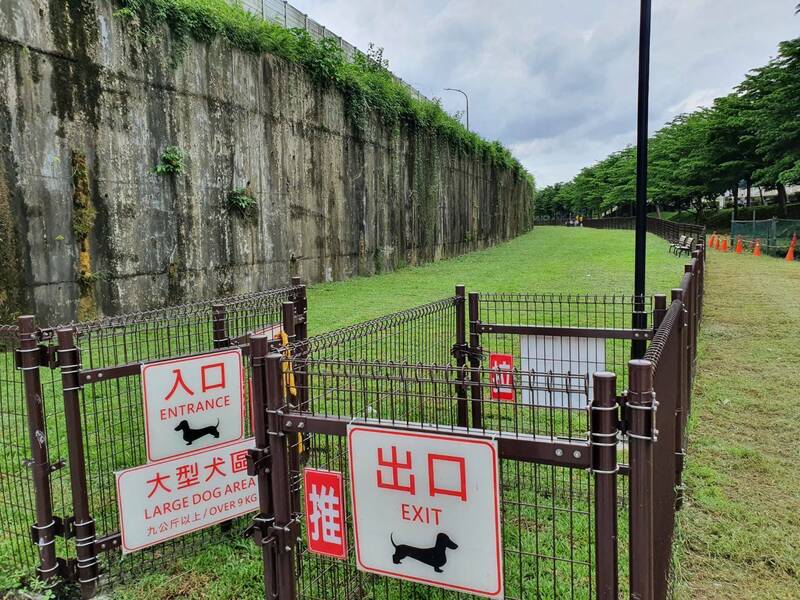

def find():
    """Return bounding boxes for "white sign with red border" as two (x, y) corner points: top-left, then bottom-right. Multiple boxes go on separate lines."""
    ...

(303, 468), (348, 559)
(141, 348), (245, 463)
(115, 438), (257, 554)
(489, 353), (515, 402)
(347, 425), (503, 599)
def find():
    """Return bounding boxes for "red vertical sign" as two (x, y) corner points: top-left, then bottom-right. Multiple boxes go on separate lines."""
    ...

(304, 468), (347, 559)
(489, 353), (515, 402)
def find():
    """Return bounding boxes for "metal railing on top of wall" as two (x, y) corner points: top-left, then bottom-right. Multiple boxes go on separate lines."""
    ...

(238, 0), (426, 101)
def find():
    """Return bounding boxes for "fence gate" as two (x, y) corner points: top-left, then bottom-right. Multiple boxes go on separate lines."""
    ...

(245, 291), (646, 600)
(0, 283), (306, 597)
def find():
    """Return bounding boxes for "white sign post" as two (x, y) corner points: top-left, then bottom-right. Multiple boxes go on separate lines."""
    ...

(115, 438), (257, 554)
(141, 348), (245, 463)
(348, 425), (503, 599)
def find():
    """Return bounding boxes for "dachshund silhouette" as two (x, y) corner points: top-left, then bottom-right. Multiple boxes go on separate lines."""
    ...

(174, 418), (220, 445)
(390, 532), (458, 573)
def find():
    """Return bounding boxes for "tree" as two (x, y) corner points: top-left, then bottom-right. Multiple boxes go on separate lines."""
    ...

(703, 94), (761, 217)
(553, 36), (799, 220)
(737, 38), (800, 214)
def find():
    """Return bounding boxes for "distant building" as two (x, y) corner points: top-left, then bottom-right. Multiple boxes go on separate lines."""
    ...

(716, 184), (799, 208)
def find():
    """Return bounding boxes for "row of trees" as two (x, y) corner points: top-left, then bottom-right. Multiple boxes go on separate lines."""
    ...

(536, 32), (800, 221)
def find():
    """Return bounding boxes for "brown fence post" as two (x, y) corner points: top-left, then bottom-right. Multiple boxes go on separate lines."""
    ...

(212, 304), (228, 349)
(628, 358), (655, 600)
(290, 278), (311, 461)
(467, 292), (483, 429)
(652, 295), (667, 331)
(290, 278), (308, 410)
(266, 351), (297, 600)
(56, 328), (98, 598)
(454, 285), (469, 428)
(17, 316), (60, 584)
(212, 304), (235, 534)
(683, 264), (696, 381)
(591, 371), (619, 600)
(281, 302), (302, 517)
(671, 289), (688, 510)
(248, 334), (278, 600)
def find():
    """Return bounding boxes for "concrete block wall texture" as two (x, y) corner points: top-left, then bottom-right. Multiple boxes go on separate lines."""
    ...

(0, 0), (534, 325)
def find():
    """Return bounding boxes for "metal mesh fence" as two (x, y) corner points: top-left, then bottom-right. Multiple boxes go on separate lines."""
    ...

(0, 326), (37, 578)
(291, 297), (457, 365)
(477, 293), (651, 393)
(731, 218), (799, 254)
(0, 326), (74, 587)
(69, 286), (300, 587)
(287, 360), (596, 600)
(3, 258), (703, 598)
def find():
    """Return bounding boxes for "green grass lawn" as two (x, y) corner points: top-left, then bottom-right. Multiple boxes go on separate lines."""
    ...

(674, 250), (800, 600)
(305, 226), (684, 334)
(2, 227), (690, 599)
(98, 227), (686, 600)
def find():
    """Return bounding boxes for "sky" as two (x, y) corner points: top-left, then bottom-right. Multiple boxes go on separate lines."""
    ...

(288, 0), (799, 187)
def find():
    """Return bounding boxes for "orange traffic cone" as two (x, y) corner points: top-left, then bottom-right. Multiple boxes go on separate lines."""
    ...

(721, 237), (728, 252)
(710, 231), (718, 247)
(754, 240), (762, 257)
(713, 235), (719, 250)
(735, 237), (743, 254)
(787, 245), (796, 261)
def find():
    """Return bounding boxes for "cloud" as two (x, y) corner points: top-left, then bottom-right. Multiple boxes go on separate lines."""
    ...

(290, 0), (799, 186)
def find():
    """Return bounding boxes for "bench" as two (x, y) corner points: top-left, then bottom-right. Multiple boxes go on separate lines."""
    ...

(675, 236), (695, 257)
(669, 235), (687, 254)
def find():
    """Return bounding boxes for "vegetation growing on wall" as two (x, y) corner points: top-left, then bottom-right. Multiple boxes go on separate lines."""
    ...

(153, 145), (186, 175)
(72, 151), (98, 319)
(226, 184), (257, 220)
(114, 0), (534, 186)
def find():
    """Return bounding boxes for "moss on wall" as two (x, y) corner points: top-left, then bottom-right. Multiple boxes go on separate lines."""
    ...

(0, 95), (25, 322)
(72, 151), (98, 320)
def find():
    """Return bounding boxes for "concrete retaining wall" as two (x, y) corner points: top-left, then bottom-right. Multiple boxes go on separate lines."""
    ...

(0, 0), (534, 323)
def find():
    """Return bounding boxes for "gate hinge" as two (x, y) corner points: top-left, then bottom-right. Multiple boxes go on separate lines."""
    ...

(60, 516), (77, 540)
(270, 518), (301, 553)
(35, 557), (72, 581)
(450, 342), (469, 361)
(29, 515), (68, 545)
(14, 344), (59, 370)
(624, 391), (659, 442)
(247, 447), (271, 476)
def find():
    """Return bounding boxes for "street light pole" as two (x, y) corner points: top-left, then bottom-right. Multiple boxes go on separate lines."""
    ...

(632, 0), (652, 359)
(444, 88), (470, 131)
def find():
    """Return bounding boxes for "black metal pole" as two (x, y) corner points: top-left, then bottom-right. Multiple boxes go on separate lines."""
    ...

(633, 0), (652, 359)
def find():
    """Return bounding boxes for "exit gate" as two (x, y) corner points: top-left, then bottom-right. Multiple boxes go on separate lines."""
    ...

(244, 263), (704, 600)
